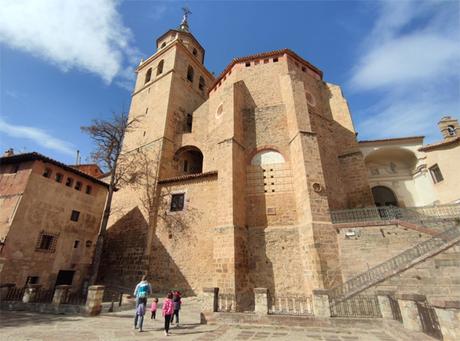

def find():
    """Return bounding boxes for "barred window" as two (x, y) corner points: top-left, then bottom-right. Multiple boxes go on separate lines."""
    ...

(36, 231), (58, 252)
(170, 193), (185, 212)
(70, 210), (80, 222)
(429, 164), (444, 183)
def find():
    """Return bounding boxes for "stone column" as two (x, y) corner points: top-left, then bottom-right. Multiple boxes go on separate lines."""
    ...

(376, 290), (395, 320)
(312, 289), (331, 318)
(430, 299), (460, 341)
(0, 283), (15, 301)
(52, 285), (71, 304)
(22, 284), (41, 303)
(85, 285), (104, 316)
(254, 288), (269, 315)
(396, 293), (425, 332)
(202, 287), (219, 313)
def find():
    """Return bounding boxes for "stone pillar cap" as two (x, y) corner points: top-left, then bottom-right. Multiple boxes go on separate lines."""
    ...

(88, 285), (105, 290)
(395, 293), (426, 301)
(202, 287), (219, 293)
(429, 299), (460, 309)
(55, 285), (72, 289)
(254, 288), (268, 294)
(376, 290), (396, 296)
(312, 289), (329, 295)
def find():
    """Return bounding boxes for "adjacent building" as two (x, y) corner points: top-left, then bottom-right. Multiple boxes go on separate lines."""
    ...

(0, 151), (108, 291)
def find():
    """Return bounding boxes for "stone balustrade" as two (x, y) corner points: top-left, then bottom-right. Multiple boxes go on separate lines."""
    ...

(429, 298), (460, 341)
(254, 288), (268, 315)
(53, 285), (71, 304)
(312, 289), (331, 318)
(395, 293), (425, 332)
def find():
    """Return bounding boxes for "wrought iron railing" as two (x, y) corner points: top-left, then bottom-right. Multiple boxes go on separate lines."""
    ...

(3, 286), (25, 301)
(330, 204), (460, 225)
(329, 225), (460, 301)
(217, 293), (236, 312)
(329, 295), (381, 318)
(268, 295), (313, 315)
(63, 291), (87, 305)
(35, 288), (54, 303)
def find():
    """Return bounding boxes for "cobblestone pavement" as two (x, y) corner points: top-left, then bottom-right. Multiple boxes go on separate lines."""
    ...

(0, 305), (436, 341)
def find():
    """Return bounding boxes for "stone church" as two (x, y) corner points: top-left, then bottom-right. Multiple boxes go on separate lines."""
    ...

(99, 15), (460, 309)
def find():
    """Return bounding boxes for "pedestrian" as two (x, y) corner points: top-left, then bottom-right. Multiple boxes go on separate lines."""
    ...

(162, 292), (174, 336)
(133, 275), (152, 307)
(170, 291), (182, 327)
(134, 297), (147, 332)
(150, 297), (158, 319)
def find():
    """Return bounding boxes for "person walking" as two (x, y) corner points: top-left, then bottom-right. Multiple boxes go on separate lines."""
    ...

(133, 275), (152, 307)
(150, 297), (158, 319)
(162, 292), (174, 336)
(134, 297), (147, 332)
(170, 291), (182, 327)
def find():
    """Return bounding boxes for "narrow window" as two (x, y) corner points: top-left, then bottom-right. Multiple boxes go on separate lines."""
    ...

(70, 210), (80, 222)
(273, 58), (279, 62)
(25, 276), (39, 285)
(43, 168), (52, 178)
(161, 42), (166, 48)
(55, 173), (63, 183)
(187, 65), (194, 82)
(245, 62), (251, 67)
(145, 107), (149, 114)
(73, 240), (80, 248)
(184, 113), (193, 133)
(65, 177), (74, 187)
(429, 164), (444, 183)
(170, 193), (185, 211)
(85, 185), (92, 195)
(199, 76), (205, 91)
(183, 160), (189, 172)
(36, 234), (55, 251)
(157, 60), (164, 75)
(145, 68), (152, 84)
(192, 48), (198, 56)
(301, 66), (306, 72)
(75, 181), (82, 191)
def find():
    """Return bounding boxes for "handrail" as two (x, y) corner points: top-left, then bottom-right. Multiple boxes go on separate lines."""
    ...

(329, 225), (460, 301)
(330, 204), (460, 225)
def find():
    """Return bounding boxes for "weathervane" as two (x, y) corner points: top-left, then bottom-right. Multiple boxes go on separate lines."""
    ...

(179, 6), (192, 32)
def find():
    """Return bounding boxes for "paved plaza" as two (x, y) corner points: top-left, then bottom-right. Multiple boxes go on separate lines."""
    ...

(0, 299), (436, 341)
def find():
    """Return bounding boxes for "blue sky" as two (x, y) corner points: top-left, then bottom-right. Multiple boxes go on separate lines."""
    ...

(1, 0), (459, 165)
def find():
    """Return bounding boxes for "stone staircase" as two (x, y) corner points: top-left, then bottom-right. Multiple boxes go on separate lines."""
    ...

(328, 224), (460, 302)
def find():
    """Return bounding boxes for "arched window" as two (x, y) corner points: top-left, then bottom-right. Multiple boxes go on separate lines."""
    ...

(187, 65), (194, 82)
(174, 146), (203, 175)
(250, 150), (285, 165)
(145, 68), (152, 84)
(371, 186), (398, 207)
(192, 48), (198, 56)
(447, 125), (457, 136)
(157, 60), (164, 76)
(199, 76), (205, 91)
(161, 42), (166, 48)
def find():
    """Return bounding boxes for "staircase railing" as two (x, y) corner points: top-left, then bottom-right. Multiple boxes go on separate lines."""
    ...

(329, 225), (460, 302)
(330, 204), (460, 226)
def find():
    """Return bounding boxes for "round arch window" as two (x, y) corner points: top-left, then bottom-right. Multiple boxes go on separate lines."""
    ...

(305, 91), (316, 106)
(251, 150), (285, 165)
(192, 48), (198, 56)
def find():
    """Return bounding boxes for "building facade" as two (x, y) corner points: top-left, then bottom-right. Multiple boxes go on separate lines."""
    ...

(0, 152), (108, 291)
(100, 18), (376, 307)
(359, 116), (460, 207)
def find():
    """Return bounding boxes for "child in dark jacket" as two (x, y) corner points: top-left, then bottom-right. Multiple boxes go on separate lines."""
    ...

(170, 291), (182, 326)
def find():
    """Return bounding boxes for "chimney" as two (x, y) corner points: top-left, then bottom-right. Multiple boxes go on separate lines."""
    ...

(3, 148), (14, 157)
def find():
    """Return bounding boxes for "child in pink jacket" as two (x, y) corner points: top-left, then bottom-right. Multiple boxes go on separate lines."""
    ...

(162, 292), (174, 336)
(150, 297), (158, 319)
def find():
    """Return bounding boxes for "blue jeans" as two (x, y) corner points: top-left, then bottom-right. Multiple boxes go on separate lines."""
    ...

(134, 313), (144, 330)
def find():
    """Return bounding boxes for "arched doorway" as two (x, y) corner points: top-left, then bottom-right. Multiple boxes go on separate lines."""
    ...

(174, 146), (203, 175)
(372, 186), (398, 207)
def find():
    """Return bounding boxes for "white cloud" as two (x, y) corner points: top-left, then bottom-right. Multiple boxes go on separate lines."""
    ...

(0, 117), (75, 156)
(349, 0), (460, 142)
(0, 0), (140, 84)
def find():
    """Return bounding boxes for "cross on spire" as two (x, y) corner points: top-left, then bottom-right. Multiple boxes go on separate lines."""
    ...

(179, 6), (192, 32)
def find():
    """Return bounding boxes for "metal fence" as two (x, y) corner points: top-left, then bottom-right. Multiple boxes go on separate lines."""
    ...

(4, 287), (25, 301)
(268, 295), (313, 315)
(35, 288), (54, 303)
(217, 293), (236, 312)
(329, 295), (382, 318)
(417, 300), (443, 340)
(330, 204), (460, 225)
(329, 225), (460, 301)
(388, 295), (402, 323)
(63, 291), (87, 305)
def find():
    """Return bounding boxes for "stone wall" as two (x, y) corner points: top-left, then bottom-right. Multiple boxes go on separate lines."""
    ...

(337, 224), (460, 298)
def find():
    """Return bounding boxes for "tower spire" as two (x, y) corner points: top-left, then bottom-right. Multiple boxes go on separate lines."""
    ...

(179, 6), (191, 32)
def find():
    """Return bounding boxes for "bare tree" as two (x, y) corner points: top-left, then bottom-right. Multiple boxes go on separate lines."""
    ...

(81, 111), (139, 285)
